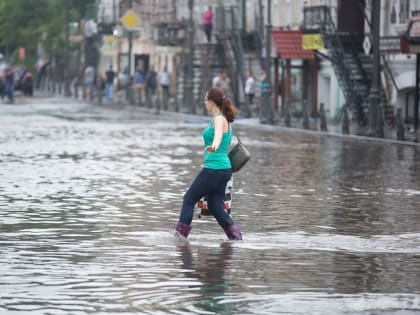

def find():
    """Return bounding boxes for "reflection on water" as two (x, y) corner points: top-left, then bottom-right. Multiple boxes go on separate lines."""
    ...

(1, 106), (420, 314)
(177, 242), (234, 313)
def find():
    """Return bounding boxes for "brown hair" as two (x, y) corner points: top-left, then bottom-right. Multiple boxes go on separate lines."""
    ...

(206, 87), (236, 122)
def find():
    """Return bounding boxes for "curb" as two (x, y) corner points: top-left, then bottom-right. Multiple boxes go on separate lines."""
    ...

(22, 95), (420, 147)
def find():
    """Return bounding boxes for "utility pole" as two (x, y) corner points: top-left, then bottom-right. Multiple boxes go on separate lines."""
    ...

(258, 0), (263, 38)
(5, 0), (9, 59)
(368, 0), (384, 137)
(260, 0), (273, 124)
(64, 0), (71, 97)
(415, 53), (419, 136)
(128, 0), (133, 77)
(125, 0), (134, 104)
(241, 0), (246, 31)
(184, 0), (195, 114)
(113, 0), (117, 24)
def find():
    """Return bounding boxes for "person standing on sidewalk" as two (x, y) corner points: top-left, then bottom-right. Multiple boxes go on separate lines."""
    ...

(117, 68), (129, 103)
(84, 65), (95, 101)
(212, 69), (233, 101)
(175, 87), (243, 241)
(105, 65), (115, 102)
(259, 69), (267, 94)
(202, 6), (214, 43)
(158, 66), (170, 110)
(244, 69), (256, 118)
(133, 68), (144, 106)
(5, 65), (14, 103)
(145, 66), (158, 113)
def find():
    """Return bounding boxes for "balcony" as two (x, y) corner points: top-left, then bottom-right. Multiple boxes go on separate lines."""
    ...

(150, 10), (178, 26)
(155, 22), (187, 46)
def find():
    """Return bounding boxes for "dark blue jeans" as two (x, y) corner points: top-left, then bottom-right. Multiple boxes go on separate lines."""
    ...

(180, 168), (233, 230)
(5, 82), (14, 103)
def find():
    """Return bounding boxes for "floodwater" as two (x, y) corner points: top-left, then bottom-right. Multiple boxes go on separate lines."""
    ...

(1, 98), (420, 315)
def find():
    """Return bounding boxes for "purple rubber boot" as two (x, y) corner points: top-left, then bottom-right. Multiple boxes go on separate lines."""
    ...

(225, 223), (242, 240)
(175, 221), (192, 239)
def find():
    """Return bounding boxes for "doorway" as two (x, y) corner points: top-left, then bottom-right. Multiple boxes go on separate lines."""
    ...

(135, 54), (150, 74)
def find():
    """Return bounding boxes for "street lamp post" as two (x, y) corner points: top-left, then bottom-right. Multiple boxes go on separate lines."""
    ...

(184, 0), (195, 114)
(260, 0), (273, 124)
(415, 53), (419, 137)
(5, 0), (10, 60)
(64, 0), (71, 97)
(126, 0), (134, 104)
(368, 0), (384, 137)
(128, 0), (133, 73)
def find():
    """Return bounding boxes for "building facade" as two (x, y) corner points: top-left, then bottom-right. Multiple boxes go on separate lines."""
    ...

(93, 0), (419, 124)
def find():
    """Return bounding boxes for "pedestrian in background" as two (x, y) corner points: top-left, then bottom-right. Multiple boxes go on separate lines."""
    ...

(95, 74), (105, 103)
(133, 68), (144, 106)
(22, 71), (33, 96)
(158, 66), (170, 110)
(259, 69), (267, 94)
(16, 66), (32, 96)
(35, 58), (50, 90)
(0, 69), (5, 100)
(259, 69), (267, 108)
(212, 69), (232, 101)
(117, 67), (129, 103)
(105, 65), (115, 102)
(84, 65), (95, 101)
(175, 87), (242, 241)
(202, 6), (213, 43)
(145, 66), (158, 112)
(244, 69), (256, 118)
(5, 65), (14, 103)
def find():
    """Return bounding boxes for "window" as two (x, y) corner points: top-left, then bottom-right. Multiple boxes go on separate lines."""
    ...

(399, 0), (410, 24)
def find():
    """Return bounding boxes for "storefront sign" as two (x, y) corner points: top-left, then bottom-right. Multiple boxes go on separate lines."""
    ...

(379, 36), (401, 52)
(101, 35), (118, 54)
(302, 34), (324, 50)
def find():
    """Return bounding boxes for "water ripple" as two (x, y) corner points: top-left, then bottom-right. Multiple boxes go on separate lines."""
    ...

(1, 104), (420, 314)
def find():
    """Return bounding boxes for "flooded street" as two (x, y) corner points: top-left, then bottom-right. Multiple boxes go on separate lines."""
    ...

(1, 97), (420, 315)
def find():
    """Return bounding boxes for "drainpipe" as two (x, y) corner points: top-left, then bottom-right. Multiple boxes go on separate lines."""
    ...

(368, 0), (384, 137)
(64, 0), (71, 97)
(260, 0), (274, 124)
(185, 0), (195, 114)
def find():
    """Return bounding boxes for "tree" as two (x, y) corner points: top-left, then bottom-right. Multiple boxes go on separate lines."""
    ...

(0, 0), (95, 70)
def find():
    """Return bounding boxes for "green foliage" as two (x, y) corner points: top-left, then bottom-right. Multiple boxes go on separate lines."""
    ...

(0, 0), (95, 69)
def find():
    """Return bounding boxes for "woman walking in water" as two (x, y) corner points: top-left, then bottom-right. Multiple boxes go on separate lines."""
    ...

(175, 87), (242, 240)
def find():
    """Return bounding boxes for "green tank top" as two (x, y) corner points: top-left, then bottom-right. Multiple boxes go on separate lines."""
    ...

(202, 116), (232, 169)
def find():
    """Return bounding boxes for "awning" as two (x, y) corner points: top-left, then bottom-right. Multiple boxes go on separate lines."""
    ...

(272, 29), (315, 60)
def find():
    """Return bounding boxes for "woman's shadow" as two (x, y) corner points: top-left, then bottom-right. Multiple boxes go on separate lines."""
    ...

(177, 242), (235, 313)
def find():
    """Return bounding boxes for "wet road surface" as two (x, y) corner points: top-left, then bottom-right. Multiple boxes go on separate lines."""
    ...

(1, 97), (420, 314)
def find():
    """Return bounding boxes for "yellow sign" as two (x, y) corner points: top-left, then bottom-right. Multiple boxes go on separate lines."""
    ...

(101, 35), (118, 54)
(121, 10), (140, 31)
(302, 34), (324, 50)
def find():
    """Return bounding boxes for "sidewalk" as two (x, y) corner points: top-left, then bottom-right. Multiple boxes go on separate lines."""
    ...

(11, 92), (420, 146)
(61, 93), (420, 146)
(234, 113), (420, 145)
